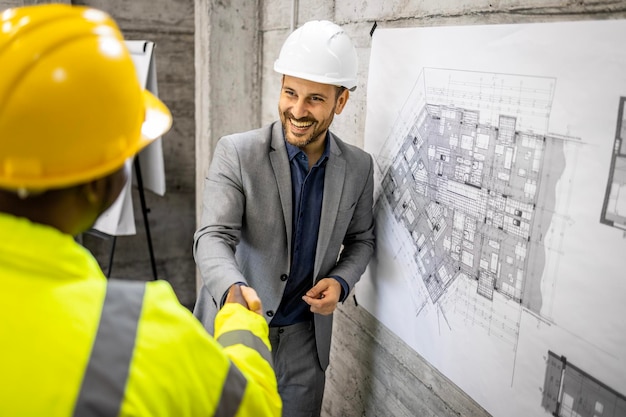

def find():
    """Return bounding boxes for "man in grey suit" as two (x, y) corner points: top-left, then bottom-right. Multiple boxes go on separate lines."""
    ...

(193, 20), (375, 417)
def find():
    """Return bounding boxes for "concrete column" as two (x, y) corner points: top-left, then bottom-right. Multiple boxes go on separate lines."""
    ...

(194, 0), (261, 288)
(195, 0), (261, 220)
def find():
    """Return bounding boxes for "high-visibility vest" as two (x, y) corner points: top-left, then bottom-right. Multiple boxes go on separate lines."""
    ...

(73, 280), (274, 417)
(0, 212), (281, 417)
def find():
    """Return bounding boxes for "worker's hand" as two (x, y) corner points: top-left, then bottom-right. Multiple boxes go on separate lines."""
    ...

(302, 278), (341, 315)
(225, 284), (263, 315)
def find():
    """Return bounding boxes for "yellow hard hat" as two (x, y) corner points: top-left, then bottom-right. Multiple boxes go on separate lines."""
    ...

(0, 4), (172, 191)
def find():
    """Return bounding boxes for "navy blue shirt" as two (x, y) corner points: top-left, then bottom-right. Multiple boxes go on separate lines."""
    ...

(271, 134), (346, 326)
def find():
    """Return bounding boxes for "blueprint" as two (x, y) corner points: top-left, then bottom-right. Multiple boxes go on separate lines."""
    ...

(355, 21), (626, 417)
(601, 97), (626, 232)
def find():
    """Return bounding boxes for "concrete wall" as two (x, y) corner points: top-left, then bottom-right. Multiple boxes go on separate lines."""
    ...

(0, 0), (67, 8)
(203, 1), (626, 416)
(4, 0), (625, 416)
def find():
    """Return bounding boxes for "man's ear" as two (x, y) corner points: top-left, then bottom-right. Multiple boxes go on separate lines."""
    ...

(81, 179), (102, 206)
(101, 166), (129, 214)
(334, 89), (350, 115)
(80, 165), (128, 214)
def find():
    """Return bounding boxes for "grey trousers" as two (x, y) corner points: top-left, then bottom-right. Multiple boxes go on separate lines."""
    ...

(269, 321), (326, 417)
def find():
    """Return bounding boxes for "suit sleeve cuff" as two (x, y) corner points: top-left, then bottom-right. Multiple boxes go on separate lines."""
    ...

(329, 275), (349, 302)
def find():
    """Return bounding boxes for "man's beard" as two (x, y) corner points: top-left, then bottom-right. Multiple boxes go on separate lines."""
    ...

(280, 111), (334, 148)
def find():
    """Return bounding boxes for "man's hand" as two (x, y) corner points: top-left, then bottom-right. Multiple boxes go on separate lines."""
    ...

(302, 277), (342, 315)
(225, 284), (263, 315)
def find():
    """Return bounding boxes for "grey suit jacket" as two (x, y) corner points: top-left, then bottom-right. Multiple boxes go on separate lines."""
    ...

(193, 121), (375, 369)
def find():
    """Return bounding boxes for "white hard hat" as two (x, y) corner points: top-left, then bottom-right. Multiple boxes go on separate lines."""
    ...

(274, 20), (358, 91)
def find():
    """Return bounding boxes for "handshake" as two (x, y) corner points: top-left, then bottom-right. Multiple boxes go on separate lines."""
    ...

(225, 284), (263, 315)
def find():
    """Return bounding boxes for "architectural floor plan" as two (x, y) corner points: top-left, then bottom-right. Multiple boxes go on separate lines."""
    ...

(372, 69), (569, 337)
(356, 21), (626, 417)
(380, 70), (566, 317)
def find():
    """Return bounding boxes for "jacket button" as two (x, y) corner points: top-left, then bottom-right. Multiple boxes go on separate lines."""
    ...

(266, 310), (274, 317)
(280, 274), (288, 281)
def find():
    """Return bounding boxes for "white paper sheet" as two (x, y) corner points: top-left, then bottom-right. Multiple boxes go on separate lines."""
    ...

(355, 20), (626, 417)
(92, 40), (166, 236)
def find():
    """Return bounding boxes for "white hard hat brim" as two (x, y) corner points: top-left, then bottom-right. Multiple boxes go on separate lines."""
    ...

(274, 64), (357, 91)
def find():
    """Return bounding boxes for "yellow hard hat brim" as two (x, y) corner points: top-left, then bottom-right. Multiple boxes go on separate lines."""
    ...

(138, 89), (173, 147)
(0, 90), (172, 193)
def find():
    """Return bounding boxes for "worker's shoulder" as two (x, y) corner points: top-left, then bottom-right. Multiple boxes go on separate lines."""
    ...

(141, 279), (196, 322)
(330, 132), (373, 164)
(105, 277), (176, 304)
(137, 279), (220, 348)
(101, 279), (212, 352)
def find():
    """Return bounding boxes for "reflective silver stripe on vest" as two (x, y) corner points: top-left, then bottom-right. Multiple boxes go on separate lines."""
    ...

(213, 329), (273, 416)
(217, 329), (273, 366)
(73, 280), (145, 417)
(214, 362), (247, 417)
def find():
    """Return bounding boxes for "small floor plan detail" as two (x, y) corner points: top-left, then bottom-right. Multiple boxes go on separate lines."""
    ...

(600, 96), (626, 233)
(542, 351), (626, 417)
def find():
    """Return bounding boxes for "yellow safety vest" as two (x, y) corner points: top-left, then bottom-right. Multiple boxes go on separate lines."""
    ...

(0, 213), (281, 416)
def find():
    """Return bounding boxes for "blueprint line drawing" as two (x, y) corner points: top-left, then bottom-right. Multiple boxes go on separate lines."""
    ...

(542, 351), (626, 417)
(356, 21), (626, 417)
(600, 96), (626, 233)
(377, 68), (569, 316)
(372, 68), (574, 350)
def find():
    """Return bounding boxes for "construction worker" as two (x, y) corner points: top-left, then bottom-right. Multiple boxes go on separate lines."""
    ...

(194, 20), (375, 416)
(0, 4), (281, 417)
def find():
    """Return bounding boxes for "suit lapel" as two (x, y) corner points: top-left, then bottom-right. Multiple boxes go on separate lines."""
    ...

(315, 134), (345, 278)
(269, 122), (293, 262)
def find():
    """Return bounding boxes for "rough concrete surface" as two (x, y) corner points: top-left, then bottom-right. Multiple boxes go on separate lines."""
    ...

(4, 0), (626, 415)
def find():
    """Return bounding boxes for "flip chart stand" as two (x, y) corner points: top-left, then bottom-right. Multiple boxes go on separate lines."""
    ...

(133, 156), (158, 280)
(84, 40), (164, 281)
(85, 157), (158, 280)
